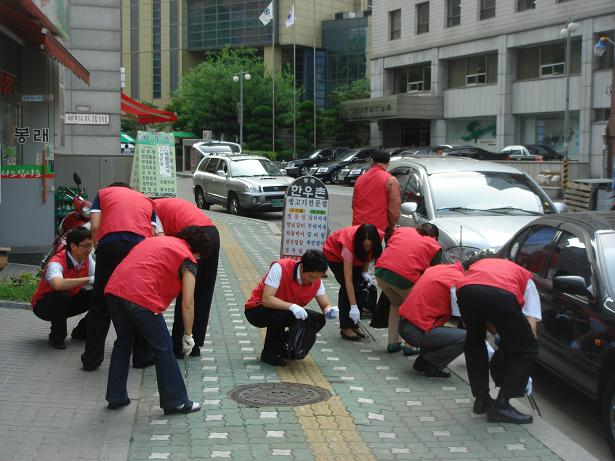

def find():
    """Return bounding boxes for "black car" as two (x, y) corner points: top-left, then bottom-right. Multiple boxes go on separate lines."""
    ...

(339, 161), (371, 185)
(308, 148), (377, 184)
(526, 144), (563, 161)
(284, 147), (349, 177)
(497, 211), (615, 455)
(443, 145), (507, 160)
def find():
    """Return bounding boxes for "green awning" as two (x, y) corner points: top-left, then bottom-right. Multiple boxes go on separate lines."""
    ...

(121, 132), (135, 143)
(171, 131), (197, 139)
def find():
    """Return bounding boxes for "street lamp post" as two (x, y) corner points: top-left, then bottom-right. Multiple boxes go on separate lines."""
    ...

(233, 71), (251, 148)
(560, 18), (578, 186)
(594, 35), (615, 183)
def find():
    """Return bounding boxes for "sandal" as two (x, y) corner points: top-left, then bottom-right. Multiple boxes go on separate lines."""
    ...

(164, 400), (201, 415)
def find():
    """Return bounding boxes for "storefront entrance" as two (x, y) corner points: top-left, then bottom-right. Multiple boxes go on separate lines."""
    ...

(381, 119), (431, 148)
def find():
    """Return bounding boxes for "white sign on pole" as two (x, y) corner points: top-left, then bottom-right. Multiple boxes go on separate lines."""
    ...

(280, 176), (329, 259)
(65, 113), (110, 125)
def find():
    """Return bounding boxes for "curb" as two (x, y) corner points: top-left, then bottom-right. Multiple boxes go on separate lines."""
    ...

(0, 299), (31, 310)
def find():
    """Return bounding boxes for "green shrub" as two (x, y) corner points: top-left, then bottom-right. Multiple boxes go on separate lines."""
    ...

(0, 272), (40, 302)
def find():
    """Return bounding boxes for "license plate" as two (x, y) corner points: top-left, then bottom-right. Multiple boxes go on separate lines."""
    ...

(271, 199), (284, 208)
(351, 169), (361, 174)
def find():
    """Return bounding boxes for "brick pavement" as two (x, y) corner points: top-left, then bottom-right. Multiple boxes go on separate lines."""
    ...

(0, 210), (598, 460)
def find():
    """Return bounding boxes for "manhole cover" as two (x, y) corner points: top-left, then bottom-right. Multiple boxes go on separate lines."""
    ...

(229, 383), (331, 407)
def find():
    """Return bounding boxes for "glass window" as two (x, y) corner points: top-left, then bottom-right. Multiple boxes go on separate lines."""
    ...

(416, 2), (429, 34)
(448, 54), (497, 88)
(448, 59), (466, 88)
(447, 0), (460, 28)
(404, 170), (427, 216)
(393, 63), (431, 94)
(205, 159), (220, 173)
(480, 0), (495, 20)
(230, 159), (282, 177)
(547, 231), (592, 287)
(517, 47), (540, 80)
(512, 226), (558, 275)
(389, 9), (401, 40)
(197, 158), (210, 172)
(540, 42), (565, 77)
(517, 0), (536, 11)
(152, 0), (161, 99)
(598, 232), (615, 297)
(517, 41), (581, 80)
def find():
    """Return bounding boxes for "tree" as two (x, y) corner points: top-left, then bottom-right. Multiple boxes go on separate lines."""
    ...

(320, 78), (370, 147)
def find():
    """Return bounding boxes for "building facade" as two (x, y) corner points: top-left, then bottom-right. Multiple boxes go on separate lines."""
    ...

(348, 0), (613, 177)
(122, 0), (370, 107)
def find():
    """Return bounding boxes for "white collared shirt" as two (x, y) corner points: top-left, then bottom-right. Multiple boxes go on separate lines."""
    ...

(46, 252), (95, 284)
(264, 262), (325, 296)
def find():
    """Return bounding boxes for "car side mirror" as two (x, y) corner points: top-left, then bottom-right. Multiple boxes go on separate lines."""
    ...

(280, 169), (288, 176)
(216, 170), (227, 177)
(553, 275), (592, 298)
(401, 201), (418, 221)
(553, 202), (568, 213)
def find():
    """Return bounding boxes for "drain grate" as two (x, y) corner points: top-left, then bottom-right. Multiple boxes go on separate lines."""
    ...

(229, 383), (331, 407)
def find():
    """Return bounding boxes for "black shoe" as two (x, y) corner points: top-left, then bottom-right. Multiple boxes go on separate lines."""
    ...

(48, 338), (66, 350)
(189, 346), (201, 357)
(163, 400), (201, 415)
(71, 326), (86, 341)
(81, 353), (100, 371)
(260, 351), (287, 367)
(487, 404), (533, 424)
(108, 399), (131, 410)
(133, 359), (155, 369)
(473, 396), (494, 414)
(340, 330), (362, 341)
(413, 356), (450, 378)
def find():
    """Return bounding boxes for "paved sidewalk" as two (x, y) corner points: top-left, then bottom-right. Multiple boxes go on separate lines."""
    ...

(0, 210), (598, 461)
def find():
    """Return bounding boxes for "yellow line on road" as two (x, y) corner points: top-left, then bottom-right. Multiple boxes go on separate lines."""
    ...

(219, 222), (376, 461)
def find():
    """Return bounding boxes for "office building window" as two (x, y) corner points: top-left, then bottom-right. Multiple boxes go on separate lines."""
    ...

(152, 0), (161, 99)
(389, 10), (401, 40)
(130, 0), (139, 99)
(416, 2), (429, 34)
(446, 0), (460, 27)
(170, 0), (179, 94)
(393, 63), (431, 94)
(448, 54), (497, 88)
(595, 32), (614, 71)
(517, 0), (535, 11)
(516, 41), (581, 80)
(479, 0), (495, 20)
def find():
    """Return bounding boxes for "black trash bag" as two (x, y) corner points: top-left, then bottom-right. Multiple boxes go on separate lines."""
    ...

(370, 292), (390, 329)
(356, 280), (377, 315)
(282, 311), (326, 360)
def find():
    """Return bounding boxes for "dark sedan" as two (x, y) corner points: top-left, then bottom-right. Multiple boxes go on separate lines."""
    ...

(284, 147), (349, 177)
(308, 148), (377, 184)
(444, 145), (508, 160)
(339, 161), (371, 185)
(497, 211), (615, 455)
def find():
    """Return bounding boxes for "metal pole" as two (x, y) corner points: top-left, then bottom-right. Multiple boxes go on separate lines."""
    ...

(272, 13), (276, 157)
(293, 25), (296, 159)
(313, 0), (316, 150)
(562, 24), (571, 187)
(239, 73), (244, 148)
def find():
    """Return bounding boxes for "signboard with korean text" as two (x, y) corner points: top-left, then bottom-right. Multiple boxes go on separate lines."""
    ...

(130, 131), (177, 197)
(65, 113), (110, 125)
(280, 176), (329, 259)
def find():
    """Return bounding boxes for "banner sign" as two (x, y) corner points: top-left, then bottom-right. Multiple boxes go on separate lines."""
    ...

(0, 164), (54, 179)
(280, 176), (329, 259)
(130, 131), (177, 196)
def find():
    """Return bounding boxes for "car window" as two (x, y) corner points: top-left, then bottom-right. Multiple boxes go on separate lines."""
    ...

(390, 167), (410, 194)
(357, 150), (373, 160)
(597, 232), (615, 297)
(321, 149), (334, 159)
(511, 225), (558, 276)
(219, 160), (228, 174)
(402, 168), (427, 217)
(547, 231), (592, 288)
(230, 159), (282, 177)
(205, 159), (220, 173)
(197, 158), (209, 172)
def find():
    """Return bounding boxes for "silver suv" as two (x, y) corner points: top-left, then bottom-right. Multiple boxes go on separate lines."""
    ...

(193, 154), (293, 215)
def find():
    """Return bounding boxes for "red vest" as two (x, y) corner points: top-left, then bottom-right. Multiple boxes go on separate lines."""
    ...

(96, 187), (154, 241)
(245, 259), (322, 309)
(323, 225), (383, 267)
(105, 237), (196, 313)
(31, 249), (90, 307)
(456, 258), (531, 306)
(375, 227), (441, 283)
(154, 197), (214, 236)
(352, 165), (391, 233)
(399, 263), (464, 332)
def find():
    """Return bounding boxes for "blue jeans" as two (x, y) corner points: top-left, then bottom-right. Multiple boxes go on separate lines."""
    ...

(105, 295), (188, 409)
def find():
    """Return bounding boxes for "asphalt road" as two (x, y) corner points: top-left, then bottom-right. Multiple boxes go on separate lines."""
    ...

(177, 176), (612, 461)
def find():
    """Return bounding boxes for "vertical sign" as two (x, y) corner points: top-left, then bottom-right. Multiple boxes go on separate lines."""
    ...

(131, 131), (177, 196)
(280, 176), (329, 259)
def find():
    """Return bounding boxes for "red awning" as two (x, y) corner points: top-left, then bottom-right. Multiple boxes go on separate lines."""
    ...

(0, 1), (90, 85)
(121, 92), (178, 124)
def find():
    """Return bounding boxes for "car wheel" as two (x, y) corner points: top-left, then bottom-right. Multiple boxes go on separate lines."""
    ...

(227, 194), (242, 216)
(603, 375), (615, 457)
(194, 187), (210, 210)
(300, 166), (309, 176)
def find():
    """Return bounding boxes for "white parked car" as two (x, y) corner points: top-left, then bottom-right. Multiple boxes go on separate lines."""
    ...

(499, 145), (543, 161)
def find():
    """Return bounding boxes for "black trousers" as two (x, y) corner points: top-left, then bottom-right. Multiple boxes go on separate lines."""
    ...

(82, 240), (150, 369)
(457, 284), (538, 400)
(172, 226), (220, 355)
(245, 306), (325, 355)
(328, 261), (363, 329)
(33, 288), (91, 342)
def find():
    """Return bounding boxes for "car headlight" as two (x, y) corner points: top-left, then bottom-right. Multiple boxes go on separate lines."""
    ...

(287, 162), (295, 168)
(444, 246), (482, 263)
(247, 185), (262, 193)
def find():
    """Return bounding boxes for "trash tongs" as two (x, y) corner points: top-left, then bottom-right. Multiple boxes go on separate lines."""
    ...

(183, 352), (189, 379)
(355, 321), (377, 341)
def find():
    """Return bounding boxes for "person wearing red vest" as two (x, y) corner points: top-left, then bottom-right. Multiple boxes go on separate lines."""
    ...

(352, 150), (400, 238)
(398, 263), (466, 378)
(244, 250), (338, 367)
(153, 197), (220, 358)
(32, 227), (94, 349)
(456, 256), (541, 424)
(324, 224), (383, 341)
(375, 223), (442, 354)
(81, 182), (157, 372)
(104, 227), (210, 414)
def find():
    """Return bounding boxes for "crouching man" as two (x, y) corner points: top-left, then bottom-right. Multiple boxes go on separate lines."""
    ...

(398, 263), (466, 378)
(244, 250), (339, 367)
(31, 227), (94, 349)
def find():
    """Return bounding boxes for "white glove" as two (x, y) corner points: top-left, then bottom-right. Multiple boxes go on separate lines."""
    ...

(349, 305), (360, 324)
(182, 334), (195, 355)
(88, 276), (95, 285)
(289, 304), (308, 320)
(324, 306), (339, 319)
(361, 272), (374, 285)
